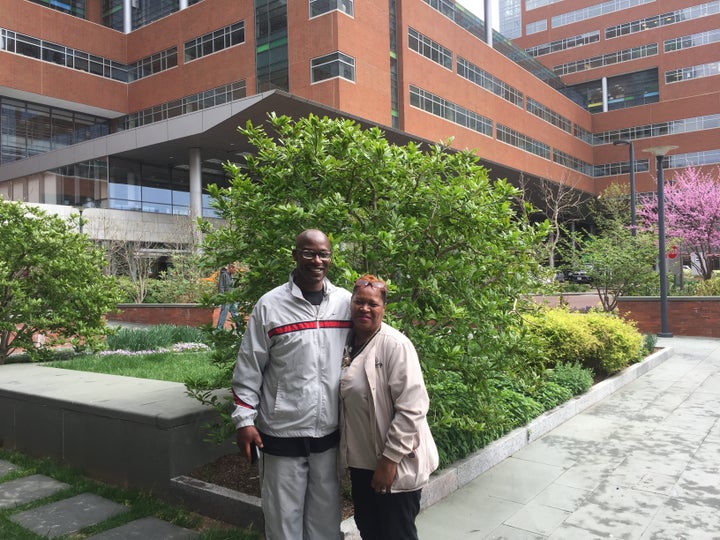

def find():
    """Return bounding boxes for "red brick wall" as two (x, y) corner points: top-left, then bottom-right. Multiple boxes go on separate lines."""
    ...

(617, 297), (720, 337)
(106, 305), (215, 328)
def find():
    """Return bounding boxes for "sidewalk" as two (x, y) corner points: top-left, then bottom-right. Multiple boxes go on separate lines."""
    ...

(416, 336), (720, 539)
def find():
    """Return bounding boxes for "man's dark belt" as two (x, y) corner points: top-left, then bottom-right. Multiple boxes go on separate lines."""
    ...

(258, 430), (340, 457)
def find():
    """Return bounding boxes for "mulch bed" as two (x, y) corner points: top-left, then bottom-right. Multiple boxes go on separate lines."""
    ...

(188, 452), (355, 519)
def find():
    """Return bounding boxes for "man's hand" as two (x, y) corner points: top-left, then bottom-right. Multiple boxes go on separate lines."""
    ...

(236, 426), (263, 464)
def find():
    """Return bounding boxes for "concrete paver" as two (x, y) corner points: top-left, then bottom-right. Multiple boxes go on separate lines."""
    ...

(86, 516), (200, 539)
(10, 493), (129, 538)
(0, 474), (69, 509)
(417, 336), (720, 539)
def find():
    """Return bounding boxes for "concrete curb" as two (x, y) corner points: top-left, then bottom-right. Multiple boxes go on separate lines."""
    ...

(170, 345), (673, 538)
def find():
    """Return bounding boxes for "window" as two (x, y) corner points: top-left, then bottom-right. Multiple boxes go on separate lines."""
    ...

(310, 0), (353, 17)
(311, 52), (355, 82)
(408, 28), (452, 70)
(409, 85), (493, 136)
(185, 22), (245, 62)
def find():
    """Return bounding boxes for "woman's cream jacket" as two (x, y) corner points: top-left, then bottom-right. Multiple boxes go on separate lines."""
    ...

(341, 322), (439, 492)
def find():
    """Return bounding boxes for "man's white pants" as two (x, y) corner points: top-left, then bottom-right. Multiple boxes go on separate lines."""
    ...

(261, 448), (341, 540)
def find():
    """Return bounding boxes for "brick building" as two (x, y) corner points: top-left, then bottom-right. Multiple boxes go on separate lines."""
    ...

(1, 0), (717, 245)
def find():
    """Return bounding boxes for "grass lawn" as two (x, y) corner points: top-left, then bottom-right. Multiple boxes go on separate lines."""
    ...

(45, 350), (219, 383)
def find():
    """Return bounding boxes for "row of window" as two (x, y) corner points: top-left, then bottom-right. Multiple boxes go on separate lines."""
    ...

(309, 0), (354, 18)
(410, 85), (593, 171)
(526, 0), (561, 11)
(0, 19), (244, 84)
(117, 81), (247, 130)
(31, 0), (203, 33)
(0, 28), (127, 81)
(130, 47), (178, 81)
(184, 22), (245, 63)
(605, 1), (719, 40)
(665, 28), (720, 53)
(553, 149), (593, 176)
(526, 31), (599, 58)
(525, 20), (547, 36)
(497, 124), (551, 160)
(596, 114), (720, 145)
(456, 57), (524, 107)
(409, 86), (493, 137)
(552, 0), (654, 29)
(412, 29), (588, 145)
(526, 98), (572, 134)
(595, 159), (650, 177)
(553, 44), (658, 76)
(408, 27), (453, 70)
(666, 61), (720, 84)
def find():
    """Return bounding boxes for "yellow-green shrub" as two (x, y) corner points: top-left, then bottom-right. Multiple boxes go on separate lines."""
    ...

(583, 311), (644, 375)
(524, 308), (644, 376)
(524, 309), (601, 367)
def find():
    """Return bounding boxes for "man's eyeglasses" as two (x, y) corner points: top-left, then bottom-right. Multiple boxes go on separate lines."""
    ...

(299, 250), (332, 261)
(354, 279), (386, 290)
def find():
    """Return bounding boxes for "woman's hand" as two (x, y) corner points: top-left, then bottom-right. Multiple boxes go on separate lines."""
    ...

(371, 455), (398, 494)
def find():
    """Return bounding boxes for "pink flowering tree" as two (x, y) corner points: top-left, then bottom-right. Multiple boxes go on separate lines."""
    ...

(637, 167), (720, 280)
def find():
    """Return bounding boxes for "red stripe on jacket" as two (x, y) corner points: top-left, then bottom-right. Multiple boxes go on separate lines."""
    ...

(267, 319), (352, 338)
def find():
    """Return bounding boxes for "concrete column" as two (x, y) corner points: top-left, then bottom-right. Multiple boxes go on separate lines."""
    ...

(484, 0), (493, 47)
(180, 0), (188, 8)
(602, 77), (608, 112)
(189, 147), (202, 221)
(189, 147), (203, 248)
(123, 0), (132, 33)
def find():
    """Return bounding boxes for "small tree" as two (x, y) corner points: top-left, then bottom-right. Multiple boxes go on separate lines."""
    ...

(581, 227), (658, 311)
(637, 167), (720, 279)
(577, 183), (657, 311)
(0, 200), (121, 363)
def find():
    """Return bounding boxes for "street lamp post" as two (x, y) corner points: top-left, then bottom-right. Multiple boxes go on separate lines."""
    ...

(613, 139), (636, 236)
(643, 145), (678, 338)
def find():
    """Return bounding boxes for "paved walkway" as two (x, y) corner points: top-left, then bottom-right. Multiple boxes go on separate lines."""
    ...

(417, 336), (720, 539)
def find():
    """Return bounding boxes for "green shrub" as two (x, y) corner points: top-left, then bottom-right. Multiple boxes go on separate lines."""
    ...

(583, 312), (644, 375)
(532, 381), (573, 410)
(106, 324), (208, 351)
(547, 362), (594, 396)
(641, 333), (657, 357)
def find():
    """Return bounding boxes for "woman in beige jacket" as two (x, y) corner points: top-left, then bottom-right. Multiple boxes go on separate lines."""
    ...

(340, 274), (439, 540)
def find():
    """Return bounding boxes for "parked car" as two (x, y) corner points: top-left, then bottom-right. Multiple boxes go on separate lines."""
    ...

(564, 270), (593, 284)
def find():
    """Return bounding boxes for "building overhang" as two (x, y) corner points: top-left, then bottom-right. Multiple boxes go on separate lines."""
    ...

(0, 89), (578, 214)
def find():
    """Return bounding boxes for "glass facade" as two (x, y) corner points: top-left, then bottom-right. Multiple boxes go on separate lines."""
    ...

(2, 157), (229, 218)
(568, 69), (659, 113)
(255, 0), (289, 92)
(0, 98), (110, 165)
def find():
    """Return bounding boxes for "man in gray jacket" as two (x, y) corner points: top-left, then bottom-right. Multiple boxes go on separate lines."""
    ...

(231, 229), (352, 539)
